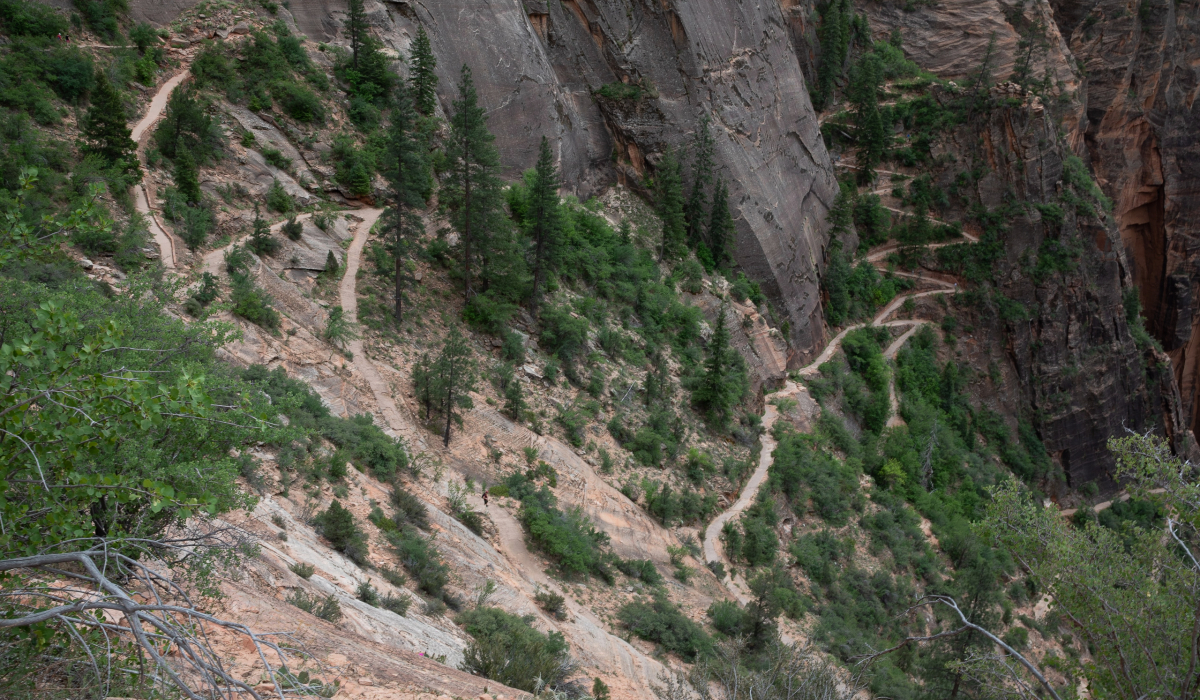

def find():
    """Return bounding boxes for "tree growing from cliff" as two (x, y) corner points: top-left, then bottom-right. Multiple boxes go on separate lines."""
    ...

(684, 115), (714, 251)
(848, 50), (886, 184)
(339, 0), (394, 102)
(444, 65), (506, 301)
(409, 25), (438, 117)
(813, 0), (853, 111)
(705, 178), (734, 270)
(655, 146), (686, 262)
(81, 70), (140, 183)
(346, 0), (367, 70)
(382, 84), (427, 323)
(525, 136), (562, 317)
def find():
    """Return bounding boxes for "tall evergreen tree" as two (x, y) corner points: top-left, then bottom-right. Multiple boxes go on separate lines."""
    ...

(813, 0), (852, 110)
(408, 26), (438, 117)
(382, 84), (428, 323)
(526, 136), (562, 317)
(848, 51), (886, 184)
(347, 0), (367, 70)
(705, 178), (734, 271)
(81, 70), (140, 183)
(655, 147), (686, 262)
(692, 306), (746, 430)
(173, 149), (201, 204)
(684, 115), (714, 249)
(444, 65), (505, 300)
(433, 326), (477, 447)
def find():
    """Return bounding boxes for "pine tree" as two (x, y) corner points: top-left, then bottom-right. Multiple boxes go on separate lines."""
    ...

(444, 65), (505, 300)
(324, 250), (340, 278)
(247, 206), (279, 256)
(655, 147), (686, 262)
(643, 349), (672, 409)
(433, 326), (477, 447)
(174, 149), (201, 204)
(81, 70), (140, 183)
(692, 306), (745, 430)
(408, 26), (438, 117)
(504, 376), (526, 422)
(848, 51), (886, 184)
(347, 0), (367, 70)
(684, 116), (714, 249)
(382, 84), (428, 323)
(706, 178), (735, 271)
(813, 0), (852, 110)
(592, 678), (611, 700)
(526, 136), (562, 317)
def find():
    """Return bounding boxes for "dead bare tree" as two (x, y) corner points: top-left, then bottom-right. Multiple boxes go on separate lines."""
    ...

(854, 594), (1064, 700)
(0, 528), (327, 700)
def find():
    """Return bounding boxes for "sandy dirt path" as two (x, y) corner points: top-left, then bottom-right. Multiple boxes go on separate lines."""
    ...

(130, 70), (191, 269)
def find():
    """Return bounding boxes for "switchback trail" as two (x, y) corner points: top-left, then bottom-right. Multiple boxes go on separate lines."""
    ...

(130, 69), (190, 269)
(703, 217), (965, 593)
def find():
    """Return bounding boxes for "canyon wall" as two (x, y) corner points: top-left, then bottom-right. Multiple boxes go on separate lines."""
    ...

(278, 0), (841, 362)
(1049, 0), (1200, 440)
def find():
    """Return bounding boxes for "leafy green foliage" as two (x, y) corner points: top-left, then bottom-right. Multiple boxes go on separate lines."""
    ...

(503, 470), (613, 581)
(617, 591), (713, 661)
(387, 525), (450, 599)
(193, 23), (327, 119)
(314, 500), (369, 565)
(457, 607), (573, 692)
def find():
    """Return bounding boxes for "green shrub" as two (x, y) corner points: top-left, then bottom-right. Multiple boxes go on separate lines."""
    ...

(381, 592), (412, 616)
(707, 600), (751, 638)
(273, 81), (324, 123)
(314, 500), (369, 566)
(615, 558), (663, 585)
(456, 606), (574, 692)
(286, 590), (342, 622)
(229, 269), (281, 330)
(388, 525), (450, 598)
(289, 562), (315, 579)
(267, 179), (294, 213)
(261, 146), (292, 171)
(356, 580), (380, 606)
(617, 592), (713, 661)
(535, 590), (567, 620)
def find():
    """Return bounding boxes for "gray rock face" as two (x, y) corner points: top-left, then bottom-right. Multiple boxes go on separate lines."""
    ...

(286, 0), (839, 362)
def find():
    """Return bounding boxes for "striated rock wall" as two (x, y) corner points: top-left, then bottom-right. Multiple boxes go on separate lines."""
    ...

(283, 0), (840, 363)
(931, 86), (1160, 490)
(1050, 0), (1200, 442)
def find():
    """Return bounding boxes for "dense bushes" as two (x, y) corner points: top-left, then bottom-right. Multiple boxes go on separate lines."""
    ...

(192, 23), (326, 122)
(770, 432), (861, 525)
(240, 364), (410, 481)
(388, 525), (450, 599)
(502, 470), (613, 581)
(314, 500), (369, 566)
(617, 591), (712, 661)
(456, 607), (573, 692)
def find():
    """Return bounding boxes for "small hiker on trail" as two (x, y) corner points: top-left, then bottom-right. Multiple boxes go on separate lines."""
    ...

(482, 490), (489, 507)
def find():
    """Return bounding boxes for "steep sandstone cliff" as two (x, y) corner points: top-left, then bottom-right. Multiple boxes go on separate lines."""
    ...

(1050, 0), (1200, 442)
